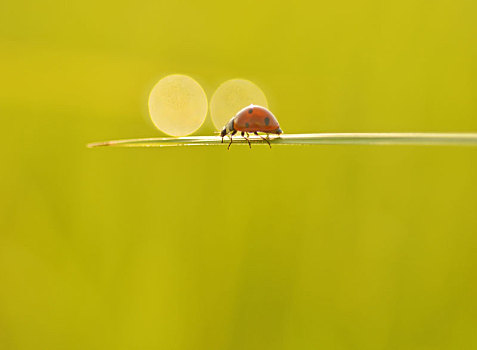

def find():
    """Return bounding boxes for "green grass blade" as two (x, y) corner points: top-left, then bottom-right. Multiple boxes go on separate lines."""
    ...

(87, 133), (477, 148)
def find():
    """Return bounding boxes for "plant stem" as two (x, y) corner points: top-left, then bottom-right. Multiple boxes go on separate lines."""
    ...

(88, 133), (477, 148)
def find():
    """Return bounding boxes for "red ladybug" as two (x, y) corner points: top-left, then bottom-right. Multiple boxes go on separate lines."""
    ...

(220, 105), (283, 149)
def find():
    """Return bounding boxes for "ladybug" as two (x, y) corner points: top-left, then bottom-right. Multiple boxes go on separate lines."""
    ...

(220, 105), (283, 149)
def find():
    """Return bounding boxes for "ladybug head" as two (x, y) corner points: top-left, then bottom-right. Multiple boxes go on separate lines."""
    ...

(221, 118), (235, 137)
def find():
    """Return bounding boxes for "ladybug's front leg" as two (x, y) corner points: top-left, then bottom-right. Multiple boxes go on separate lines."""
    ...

(227, 130), (237, 150)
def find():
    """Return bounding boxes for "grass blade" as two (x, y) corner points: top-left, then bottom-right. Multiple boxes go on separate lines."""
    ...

(87, 133), (477, 148)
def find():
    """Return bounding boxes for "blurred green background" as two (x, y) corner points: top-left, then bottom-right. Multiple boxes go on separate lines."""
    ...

(1, 0), (477, 349)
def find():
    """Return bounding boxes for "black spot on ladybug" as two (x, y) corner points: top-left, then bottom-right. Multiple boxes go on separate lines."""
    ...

(264, 117), (270, 126)
(245, 122), (249, 128)
(248, 108), (253, 114)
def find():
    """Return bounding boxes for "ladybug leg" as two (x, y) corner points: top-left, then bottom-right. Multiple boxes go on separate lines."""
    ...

(241, 131), (251, 149)
(227, 130), (237, 150)
(246, 132), (253, 149)
(254, 132), (271, 148)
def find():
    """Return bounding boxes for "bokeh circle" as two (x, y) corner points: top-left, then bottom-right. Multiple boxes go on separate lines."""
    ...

(210, 79), (268, 130)
(148, 74), (208, 136)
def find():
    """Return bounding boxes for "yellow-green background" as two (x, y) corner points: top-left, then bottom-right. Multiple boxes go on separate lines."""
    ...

(1, 0), (477, 349)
